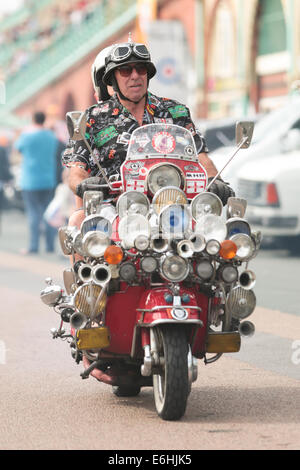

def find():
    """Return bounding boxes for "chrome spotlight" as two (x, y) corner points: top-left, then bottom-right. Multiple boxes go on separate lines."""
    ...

(227, 286), (256, 319)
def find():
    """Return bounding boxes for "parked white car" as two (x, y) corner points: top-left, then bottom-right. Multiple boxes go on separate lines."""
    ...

(236, 150), (300, 253)
(209, 95), (300, 193)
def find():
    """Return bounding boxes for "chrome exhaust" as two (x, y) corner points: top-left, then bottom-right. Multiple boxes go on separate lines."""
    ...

(70, 311), (87, 330)
(92, 264), (111, 286)
(239, 270), (256, 290)
(239, 320), (255, 337)
(78, 263), (93, 283)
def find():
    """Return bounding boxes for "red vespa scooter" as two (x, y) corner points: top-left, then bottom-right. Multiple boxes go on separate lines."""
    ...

(41, 117), (258, 420)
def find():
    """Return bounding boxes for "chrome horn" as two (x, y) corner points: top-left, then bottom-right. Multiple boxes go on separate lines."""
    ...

(151, 235), (169, 253)
(239, 270), (256, 290)
(78, 264), (93, 283)
(189, 233), (206, 252)
(177, 239), (194, 258)
(239, 320), (255, 337)
(70, 311), (87, 330)
(92, 264), (111, 286)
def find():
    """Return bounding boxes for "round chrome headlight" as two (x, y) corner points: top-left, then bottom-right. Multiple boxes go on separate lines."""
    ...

(159, 204), (191, 238)
(190, 192), (223, 220)
(119, 262), (137, 282)
(196, 259), (214, 281)
(226, 217), (251, 238)
(152, 186), (187, 214)
(118, 214), (150, 249)
(82, 231), (110, 258)
(140, 256), (158, 273)
(206, 239), (221, 255)
(134, 234), (150, 251)
(147, 164), (182, 195)
(161, 255), (189, 282)
(117, 191), (150, 218)
(231, 233), (255, 261)
(81, 214), (112, 238)
(195, 214), (227, 243)
(218, 264), (238, 284)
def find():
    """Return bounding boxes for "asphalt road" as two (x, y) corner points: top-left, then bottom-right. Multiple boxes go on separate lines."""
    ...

(0, 209), (299, 451)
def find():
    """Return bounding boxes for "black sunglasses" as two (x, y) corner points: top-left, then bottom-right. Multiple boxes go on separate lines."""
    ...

(117, 63), (148, 77)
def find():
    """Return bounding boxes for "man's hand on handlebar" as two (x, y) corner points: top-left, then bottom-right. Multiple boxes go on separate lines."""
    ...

(75, 176), (106, 199)
(207, 177), (235, 206)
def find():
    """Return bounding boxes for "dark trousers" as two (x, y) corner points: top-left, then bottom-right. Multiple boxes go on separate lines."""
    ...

(22, 188), (56, 252)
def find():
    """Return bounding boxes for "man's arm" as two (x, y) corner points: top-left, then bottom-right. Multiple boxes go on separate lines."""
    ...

(68, 166), (89, 209)
(198, 152), (218, 178)
(68, 165), (89, 194)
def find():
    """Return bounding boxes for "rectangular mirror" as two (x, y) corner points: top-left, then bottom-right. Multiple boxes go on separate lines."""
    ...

(66, 111), (87, 140)
(227, 197), (247, 218)
(236, 121), (255, 148)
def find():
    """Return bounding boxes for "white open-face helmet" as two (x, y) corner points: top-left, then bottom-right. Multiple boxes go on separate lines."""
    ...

(91, 45), (114, 101)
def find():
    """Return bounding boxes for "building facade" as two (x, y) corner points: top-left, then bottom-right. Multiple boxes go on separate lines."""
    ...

(14, 0), (300, 122)
(200, 0), (300, 118)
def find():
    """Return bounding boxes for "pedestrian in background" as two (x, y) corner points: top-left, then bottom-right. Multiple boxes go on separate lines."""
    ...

(14, 111), (58, 254)
(0, 135), (12, 212)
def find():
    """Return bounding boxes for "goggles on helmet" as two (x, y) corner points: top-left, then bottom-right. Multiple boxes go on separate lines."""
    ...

(109, 43), (150, 63)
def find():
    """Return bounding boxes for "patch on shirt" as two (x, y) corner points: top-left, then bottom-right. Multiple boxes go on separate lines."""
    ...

(94, 126), (118, 147)
(168, 105), (189, 119)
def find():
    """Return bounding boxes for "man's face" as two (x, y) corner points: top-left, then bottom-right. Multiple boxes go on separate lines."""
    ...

(114, 62), (148, 103)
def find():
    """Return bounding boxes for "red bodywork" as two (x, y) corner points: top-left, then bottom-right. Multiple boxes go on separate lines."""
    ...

(121, 158), (207, 199)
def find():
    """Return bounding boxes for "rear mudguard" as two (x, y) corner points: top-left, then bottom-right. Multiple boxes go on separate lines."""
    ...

(131, 286), (209, 358)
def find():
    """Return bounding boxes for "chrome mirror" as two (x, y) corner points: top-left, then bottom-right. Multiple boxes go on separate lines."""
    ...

(235, 121), (254, 149)
(227, 197), (247, 218)
(66, 111), (87, 141)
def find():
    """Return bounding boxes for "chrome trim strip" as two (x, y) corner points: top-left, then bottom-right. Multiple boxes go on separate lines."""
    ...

(138, 319), (203, 327)
(136, 305), (202, 312)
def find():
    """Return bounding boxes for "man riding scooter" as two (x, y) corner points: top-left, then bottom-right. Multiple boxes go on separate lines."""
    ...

(63, 39), (235, 233)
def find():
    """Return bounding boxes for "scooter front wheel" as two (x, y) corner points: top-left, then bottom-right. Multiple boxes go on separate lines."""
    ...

(152, 325), (189, 421)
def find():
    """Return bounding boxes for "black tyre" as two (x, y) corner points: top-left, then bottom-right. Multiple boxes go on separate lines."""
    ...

(153, 326), (189, 421)
(112, 384), (141, 397)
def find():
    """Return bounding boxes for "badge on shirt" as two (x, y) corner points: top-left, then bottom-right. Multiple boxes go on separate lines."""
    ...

(94, 126), (118, 147)
(168, 105), (189, 119)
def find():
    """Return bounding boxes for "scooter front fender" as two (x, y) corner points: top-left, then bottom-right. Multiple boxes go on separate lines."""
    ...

(131, 287), (203, 358)
(136, 286), (203, 326)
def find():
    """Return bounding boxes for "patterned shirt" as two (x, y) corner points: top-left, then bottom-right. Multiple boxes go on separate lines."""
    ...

(62, 91), (208, 178)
